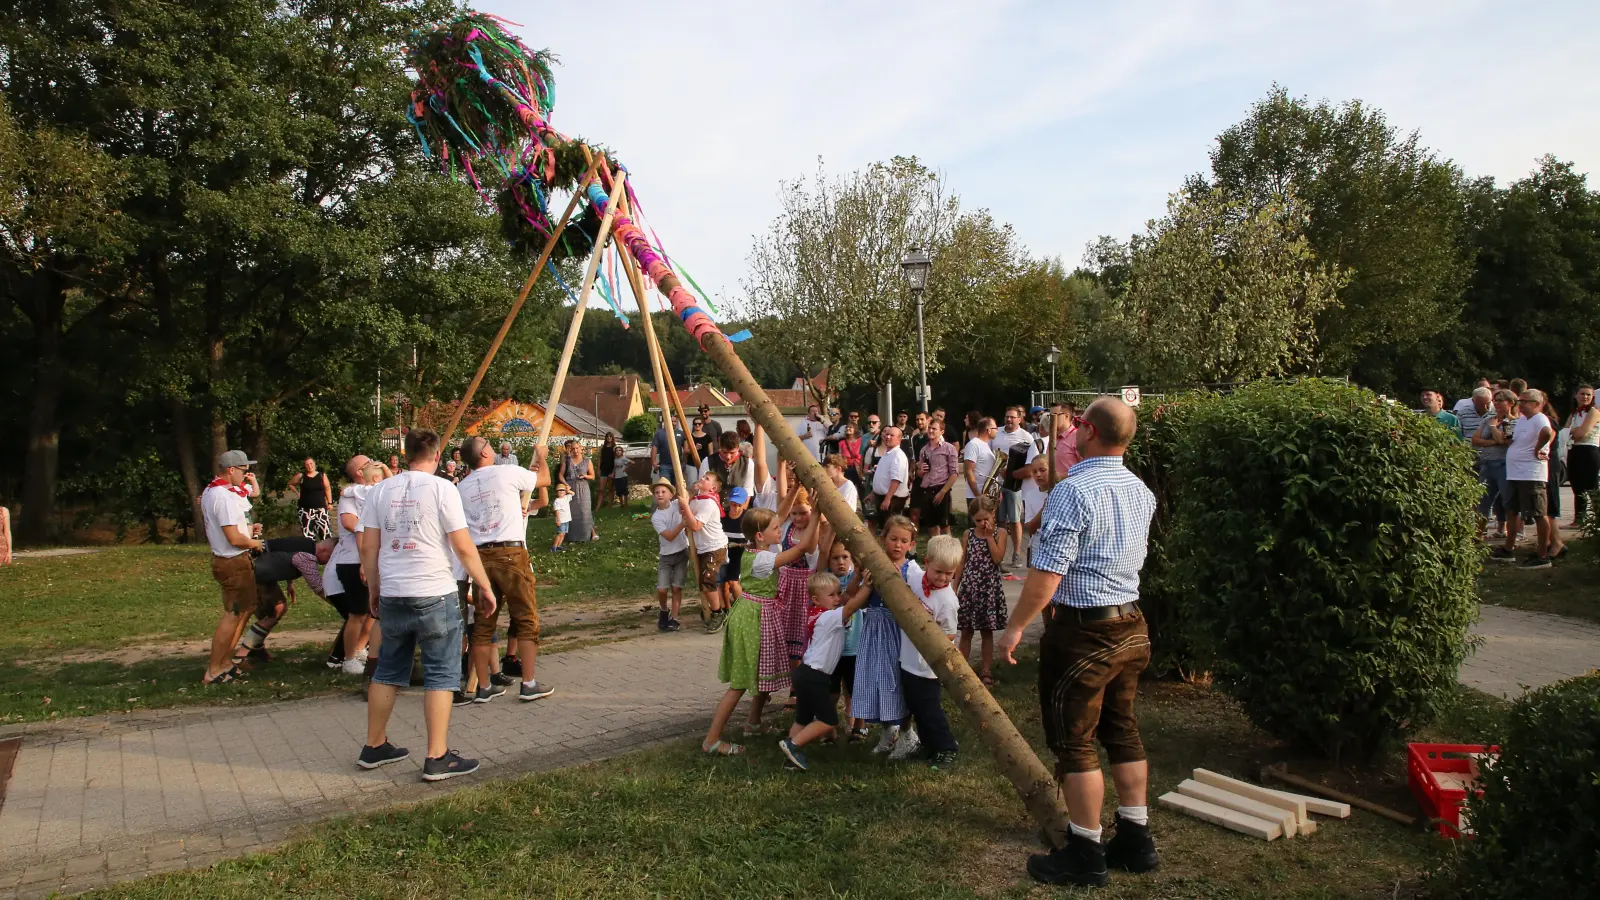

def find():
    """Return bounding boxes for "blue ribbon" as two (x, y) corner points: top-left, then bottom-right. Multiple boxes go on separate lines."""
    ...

(725, 329), (752, 343)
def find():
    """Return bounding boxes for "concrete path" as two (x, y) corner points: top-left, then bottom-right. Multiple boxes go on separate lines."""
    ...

(1, 591), (1597, 898)
(1460, 604), (1600, 698)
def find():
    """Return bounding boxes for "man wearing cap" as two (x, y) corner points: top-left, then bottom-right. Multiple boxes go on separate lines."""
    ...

(456, 435), (553, 703)
(201, 450), (266, 684)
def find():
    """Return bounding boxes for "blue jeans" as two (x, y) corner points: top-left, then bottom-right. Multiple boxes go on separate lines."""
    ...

(1478, 459), (1508, 521)
(372, 593), (463, 692)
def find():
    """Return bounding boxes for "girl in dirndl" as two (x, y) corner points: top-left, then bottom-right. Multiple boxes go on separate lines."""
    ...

(776, 487), (818, 665)
(702, 494), (821, 754)
(852, 514), (921, 750)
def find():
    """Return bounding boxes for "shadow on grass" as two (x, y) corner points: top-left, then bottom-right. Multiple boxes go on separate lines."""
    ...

(0, 647), (356, 725)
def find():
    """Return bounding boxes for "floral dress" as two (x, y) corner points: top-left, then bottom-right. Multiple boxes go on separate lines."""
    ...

(957, 530), (1008, 632)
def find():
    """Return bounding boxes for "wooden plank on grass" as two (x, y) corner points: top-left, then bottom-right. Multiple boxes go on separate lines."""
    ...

(1259, 784), (1351, 819)
(1158, 792), (1282, 841)
(1193, 769), (1306, 823)
(1177, 779), (1298, 838)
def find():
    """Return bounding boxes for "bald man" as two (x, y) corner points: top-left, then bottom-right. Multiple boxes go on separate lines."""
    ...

(998, 397), (1159, 887)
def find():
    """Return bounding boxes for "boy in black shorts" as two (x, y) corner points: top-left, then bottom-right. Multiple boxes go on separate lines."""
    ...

(778, 569), (873, 771)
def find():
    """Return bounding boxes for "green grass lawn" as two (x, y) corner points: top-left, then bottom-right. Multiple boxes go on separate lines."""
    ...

(1477, 537), (1599, 625)
(86, 653), (1507, 900)
(524, 500), (660, 607)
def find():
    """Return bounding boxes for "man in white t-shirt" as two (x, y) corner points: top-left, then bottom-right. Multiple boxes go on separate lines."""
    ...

(799, 405), (826, 461)
(358, 429), (498, 782)
(870, 426), (911, 530)
(963, 416), (999, 502)
(991, 406), (1037, 568)
(456, 436), (551, 704)
(200, 450), (266, 685)
(1501, 390), (1556, 569)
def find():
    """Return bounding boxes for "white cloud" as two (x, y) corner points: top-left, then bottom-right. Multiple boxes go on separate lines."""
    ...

(481, 0), (1600, 307)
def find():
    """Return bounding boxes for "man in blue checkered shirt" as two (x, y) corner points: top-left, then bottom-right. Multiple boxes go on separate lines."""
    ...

(998, 397), (1157, 888)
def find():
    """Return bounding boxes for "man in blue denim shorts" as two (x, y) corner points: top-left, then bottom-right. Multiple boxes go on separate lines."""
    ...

(357, 429), (498, 782)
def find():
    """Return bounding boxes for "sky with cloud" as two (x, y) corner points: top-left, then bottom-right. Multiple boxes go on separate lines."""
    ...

(484, 0), (1600, 314)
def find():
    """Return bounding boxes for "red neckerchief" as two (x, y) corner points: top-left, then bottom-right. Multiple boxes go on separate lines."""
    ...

(919, 575), (941, 612)
(693, 492), (719, 503)
(207, 476), (250, 500)
(803, 603), (826, 650)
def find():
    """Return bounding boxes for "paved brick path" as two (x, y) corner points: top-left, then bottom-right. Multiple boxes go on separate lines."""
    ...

(0, 632), (723, 898)
(1458, 604), (1600, 698)
(1, 590), (1596, 898)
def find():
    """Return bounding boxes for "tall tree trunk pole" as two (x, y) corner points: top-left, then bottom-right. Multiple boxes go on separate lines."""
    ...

(611, 190), (701, 583)
(657, 344), (701, 468)
(442, 157), (604, 449)
(535, 169), (628, 454)
(699, 331), (1071, 846)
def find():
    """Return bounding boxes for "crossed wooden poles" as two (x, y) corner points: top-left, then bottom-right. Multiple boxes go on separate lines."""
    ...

(437, 155), (1072, 847)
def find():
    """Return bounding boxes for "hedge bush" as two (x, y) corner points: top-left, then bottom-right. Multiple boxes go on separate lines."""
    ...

(1453, 673), (1600, 898)
(1165, 380), (1482, 760)
(1121, 392), (1217, 677)
(622, 413), (657, 443)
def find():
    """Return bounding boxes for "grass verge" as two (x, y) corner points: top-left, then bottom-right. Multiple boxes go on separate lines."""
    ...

(1476, 536), (1598, 624)
(87, 654), (1506, 900)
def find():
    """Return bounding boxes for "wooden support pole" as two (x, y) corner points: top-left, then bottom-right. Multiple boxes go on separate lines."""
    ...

(612, 191), (702, 590)
(535, 169), (628, 455)
(695, 329), (1072, 847)
(658, 351), (700, 468)
(441, 156), (604, 449)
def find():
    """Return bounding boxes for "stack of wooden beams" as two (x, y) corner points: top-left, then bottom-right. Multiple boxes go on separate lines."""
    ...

(1156, 769), (1352, 841)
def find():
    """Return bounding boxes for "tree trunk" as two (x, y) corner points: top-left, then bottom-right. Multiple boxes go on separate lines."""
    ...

(152, 252), (202, 531)
(205, 267), (229, 463)
(703, 332), (1072, 847)
(17, 268), (66, 545)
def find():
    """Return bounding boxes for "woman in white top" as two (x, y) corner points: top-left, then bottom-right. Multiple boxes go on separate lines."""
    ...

(1566, 384), (1598, 526)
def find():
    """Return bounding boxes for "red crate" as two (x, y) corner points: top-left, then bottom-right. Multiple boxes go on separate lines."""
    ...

(1406, 743), (1498, 838)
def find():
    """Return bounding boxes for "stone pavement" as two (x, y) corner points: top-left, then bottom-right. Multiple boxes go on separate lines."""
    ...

(1, 588), (1598, 898)
(1459, 603), (1600, 698)
(0, 631), (724, 898)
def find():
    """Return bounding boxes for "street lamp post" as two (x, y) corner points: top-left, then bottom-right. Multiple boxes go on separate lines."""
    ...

(1046, 344), (1060, 396)
(900, 246), (933, 412)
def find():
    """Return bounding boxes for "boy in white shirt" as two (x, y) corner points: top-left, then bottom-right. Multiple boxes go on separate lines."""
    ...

(777, 569), (874, 771)
(1018, 459), (1051, 566)
(551, 485), (573, 552)
(679, 470), (730, 633)
(893, 534), (962, 767)
(650, 477), (688, 631)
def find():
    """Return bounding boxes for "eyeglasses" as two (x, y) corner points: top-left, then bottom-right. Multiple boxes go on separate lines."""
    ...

(1072, 415), (1089, 429)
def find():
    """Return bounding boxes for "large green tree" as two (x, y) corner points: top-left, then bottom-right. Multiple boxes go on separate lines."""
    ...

(740, 157), (1021, 407)
(1194, 86), (1471, 384)
(1086, 187), (1347, 386)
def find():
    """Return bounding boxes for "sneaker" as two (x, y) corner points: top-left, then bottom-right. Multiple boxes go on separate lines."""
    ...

(1488, 547), (1516, 562)
(356, 741), (410, 770)
(665, 617), (681, 632)
(490, 671), (516, 687)
(871, 724), (901, 755)
(519, 680), (555, 702)
(778, 738), (808, 771)
(1027, 833), (1109, 887)
(341, 658), (366, 677)
(474, 684), (507, 703)
(888, 726), (922, 761)
(657, 609), (670, 632)
(451, 689), (474, 707)
(1519, 555), (1552, 569)
(706, 609), (727, 634)
(1104, 814), (1159, 873)
(325, 652), (345, 670)
(929, 750), (959, 769)
(246, 646), (273, 663)
(421, 750), (480, 782)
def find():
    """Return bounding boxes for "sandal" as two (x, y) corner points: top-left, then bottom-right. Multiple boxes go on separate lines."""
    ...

(979, 673), (996, 687)
(203, 665), (243, 685)
(701, 740), (745, 756)
(849, 726), (871, 742)
(741, 721), (771, 737)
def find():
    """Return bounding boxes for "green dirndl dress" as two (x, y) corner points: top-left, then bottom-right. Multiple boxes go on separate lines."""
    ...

(717, 549), (780, 691)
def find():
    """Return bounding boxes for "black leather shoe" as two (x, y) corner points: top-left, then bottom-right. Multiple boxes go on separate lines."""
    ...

(1026, 833), (1108, 887)
(1104, 814), (1158, 873)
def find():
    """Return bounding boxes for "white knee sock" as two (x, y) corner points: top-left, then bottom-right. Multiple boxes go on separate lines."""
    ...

(1118, 805), (1149, 826)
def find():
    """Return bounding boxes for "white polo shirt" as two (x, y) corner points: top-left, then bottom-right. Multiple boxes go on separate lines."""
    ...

(872, 446), (910, 498)
(900, 577), (958, 678)
(201, 484), (253, 558)
(359, 470), (467, 598)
